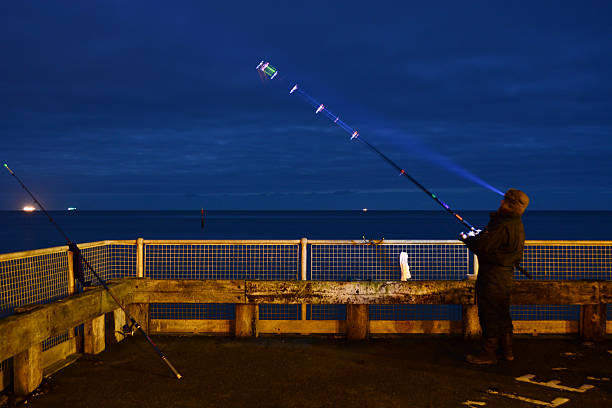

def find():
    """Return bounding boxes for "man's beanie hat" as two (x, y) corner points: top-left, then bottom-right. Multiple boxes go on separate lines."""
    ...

(504, 188), (529, 215)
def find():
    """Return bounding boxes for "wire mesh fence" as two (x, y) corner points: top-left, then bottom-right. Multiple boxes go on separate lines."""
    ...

(308, 240), (469, 281)
(309, 241), (470, 321)
(0, 242), (137, 382)
(145, 241), (301, 320)
(2, 238), (610, 384)
(0, 239), (610, 365)
(512, 241), (612, 320)
(0, 248), (70, 317)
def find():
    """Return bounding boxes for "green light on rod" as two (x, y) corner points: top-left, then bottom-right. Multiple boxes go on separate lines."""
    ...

(432, 194), (437, 199)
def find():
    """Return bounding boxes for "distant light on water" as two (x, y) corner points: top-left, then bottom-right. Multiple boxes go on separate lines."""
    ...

(23, 206), (35, 212)
(68, 207), (77, 211)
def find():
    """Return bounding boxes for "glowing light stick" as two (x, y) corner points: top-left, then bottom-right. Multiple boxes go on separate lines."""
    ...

(255, 61), (477, 231)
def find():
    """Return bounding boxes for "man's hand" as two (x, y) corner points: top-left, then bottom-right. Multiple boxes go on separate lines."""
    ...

(459, 229), (482, 241)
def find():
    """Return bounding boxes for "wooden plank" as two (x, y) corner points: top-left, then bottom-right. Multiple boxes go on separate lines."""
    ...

(580, 304), (606, 341)
(513, 320), (579, 335)
(149, 319), (233, 334)
(462, 304), (481, 339)
(600, 281), (612, 303)
(258, 320), (346, 335)
(136, 238), (144, 278)
(235, 304), (257, 337)
(246, 280), (475, 305)
(41, 337), (76, 370)
(144, 319), (580, 335)
(84, 315), (105, 354)
(369, 320), (463, 334)
(13, 343), (42, 396)
(105, 308), (127, 344)
(0, 280), (134, 362)
(126, 303), (149, 335)
(129, 279), (246, 304)
(511, 280), (599, 304)
(346, 304), (368, 340)
(0, 245), (67, 261)
(0, 362), (10, 392)
(144, 240), (301, 245)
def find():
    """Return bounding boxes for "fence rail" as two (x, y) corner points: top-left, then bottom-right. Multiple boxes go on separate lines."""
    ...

(2, 239), (611, 322)
(1, 238), (611, 393)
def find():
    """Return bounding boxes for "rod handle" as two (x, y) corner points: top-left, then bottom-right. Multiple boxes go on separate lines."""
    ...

(163, 356), (182, 379)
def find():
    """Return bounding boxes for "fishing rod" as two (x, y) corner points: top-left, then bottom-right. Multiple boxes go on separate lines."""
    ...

(255, 61), (531, 278)
(257, 61), (476, 229)
(3, 163), (183, 379)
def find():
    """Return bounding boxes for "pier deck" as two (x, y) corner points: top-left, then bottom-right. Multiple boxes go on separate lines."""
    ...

(11, 335), (612, 408)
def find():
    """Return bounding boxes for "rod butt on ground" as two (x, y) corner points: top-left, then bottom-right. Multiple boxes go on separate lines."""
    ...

(163, 357), (183, 379)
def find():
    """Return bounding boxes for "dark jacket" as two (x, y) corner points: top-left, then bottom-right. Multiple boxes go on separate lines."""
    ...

(463, 212), (525, 284)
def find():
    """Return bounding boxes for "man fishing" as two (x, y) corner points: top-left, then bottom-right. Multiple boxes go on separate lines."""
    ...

(459, 188), (529, 364)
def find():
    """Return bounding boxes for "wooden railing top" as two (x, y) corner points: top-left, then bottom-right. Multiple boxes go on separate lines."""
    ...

(2, 277), (609, 362)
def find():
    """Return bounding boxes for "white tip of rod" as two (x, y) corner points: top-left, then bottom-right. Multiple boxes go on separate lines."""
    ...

(316, 104), (324, 114)
(290, 85), (298, 94)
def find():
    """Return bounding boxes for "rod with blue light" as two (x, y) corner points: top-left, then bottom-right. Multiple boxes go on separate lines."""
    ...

(256, 61), (481, 231)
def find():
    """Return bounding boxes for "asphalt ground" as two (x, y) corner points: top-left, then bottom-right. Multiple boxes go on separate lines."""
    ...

(4, 335), (612, 408)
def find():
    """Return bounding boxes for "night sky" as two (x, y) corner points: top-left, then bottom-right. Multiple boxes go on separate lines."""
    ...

(1, 1), (611, 211)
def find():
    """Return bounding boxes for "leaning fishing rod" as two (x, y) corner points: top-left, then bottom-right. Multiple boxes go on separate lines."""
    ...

(3, 163), (183, 379)
(255, 61), (531, 279)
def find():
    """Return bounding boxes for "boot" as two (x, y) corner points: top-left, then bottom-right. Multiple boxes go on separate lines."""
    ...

(466, 337), (498, 364)
(500, 332), (514, 361)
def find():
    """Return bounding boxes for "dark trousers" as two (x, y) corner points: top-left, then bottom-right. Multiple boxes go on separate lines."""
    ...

(476, 276), (513, 338)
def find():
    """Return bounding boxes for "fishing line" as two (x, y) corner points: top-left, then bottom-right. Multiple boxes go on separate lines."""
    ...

(255, 62), (531, 278)
(3, 163), (183, 379)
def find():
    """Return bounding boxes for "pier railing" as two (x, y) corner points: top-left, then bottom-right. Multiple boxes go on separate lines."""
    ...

(1, 239), (611, 393)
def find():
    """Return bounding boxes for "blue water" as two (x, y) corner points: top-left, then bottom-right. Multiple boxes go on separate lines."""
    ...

(1, 210), (611, 254)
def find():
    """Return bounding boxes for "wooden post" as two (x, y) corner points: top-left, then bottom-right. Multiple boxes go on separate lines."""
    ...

(13, 343), (42, 396)
(346, 304), (368, 340)
(235, 304), (258, 337)
(105, 308), (127, 344)
(65, 249), (77, 344)
(462, 304), (481, 339)
(84, 315), (105, 354)
(137, 238), (144, 278)
(300, 238), (308, 323)
(467, 253), (479, 279)
(126, 303), (150, 335)
(131, 239), (149, 338)
(580, 303), (606, 341)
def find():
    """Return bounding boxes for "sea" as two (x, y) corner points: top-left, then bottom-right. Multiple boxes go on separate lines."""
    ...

(1, 210), (611, 254)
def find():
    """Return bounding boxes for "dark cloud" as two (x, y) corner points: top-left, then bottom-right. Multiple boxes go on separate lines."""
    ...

(1, 1), (611, 210)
